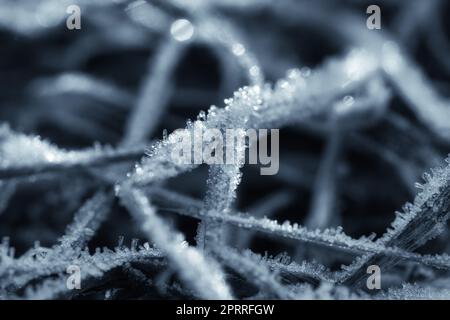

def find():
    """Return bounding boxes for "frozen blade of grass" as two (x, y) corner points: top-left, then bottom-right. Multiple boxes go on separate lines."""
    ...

(233, 190), (294, 248)
(338, 8), (450, 143)
(58, 191), (113, 249)
(212, 246), (295, 299)
(0, 146), (146, 180)
(264, 255), (335, 284)
(197, 16), (264, 86)
(293, 282), (366, 300)
(211, 44), (242, 98)
(121, 263), (154, 292)
(194, 25), (263, 246)
(149, 187), (379, 254)
(381, 42), (450, 142)
(29, 72), (134, 108)
(0, 240), (164, 295)
(0, 124), (70, 168)
(305, 124), (341, 229)
(19, 246), (166, 300)
(269, 2), (450, 143)
(124, 0), (171, 32)
(22, 275), (71, 300)
(0, 0), (70, 35)
(0, 193), (113, 291)
(0, 146), (145, 180)
(122, 38), (187, 146)
(255, 51), (380, 130)
(246, 190), (294, 218)
(198, 164), (243, 249)
(377, 283), (450, 300)
(341, 156), (450, 287)
(0, 0), (129, 36)
(0, 181), (16, 214)
(195, 88), (261, 248)
(119, 187), (233, 299)
(125, 49), (379, 189)
(225, 247), (335, 284)
(0, 125), (146, 180)
(147, 187), (450, 271)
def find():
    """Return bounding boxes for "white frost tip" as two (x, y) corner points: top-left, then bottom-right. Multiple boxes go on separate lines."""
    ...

(170, 19), (194, 42)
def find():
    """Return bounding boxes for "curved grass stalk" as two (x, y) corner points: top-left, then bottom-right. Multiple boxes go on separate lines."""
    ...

(118, 187), (233, 299)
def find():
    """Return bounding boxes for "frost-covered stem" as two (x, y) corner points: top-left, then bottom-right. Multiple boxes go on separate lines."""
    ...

(233, 190), (293, 248)
(341, 157), (450, 287)
(376, 283), (450, 300)
(194, 15), (264, 250)
(267, 0), (450, 142)
(263, 255), (335, 284)
(197, 16), (264, 86)
(29, 72), (134, 108)
(381, 43), (450, 142)
(20, 247), (165, 300)
(305, 123), (341, 229)
(197, 164), (242, 250)
(0, 146), (146, 180)
(119, 187), (233, 299)
(164, 0), (264, 86)
(122, 37), (186, 146)
(59, 191), (113, 249)
(0, 240), (164, 294)
(211, 44), (242, 98)
(0, 193), (112, 291)
(212, 246), (295, 299)
(0, 182), (16, 214)
(146, 186), (450, 270)
(0, 124), (147, 180)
